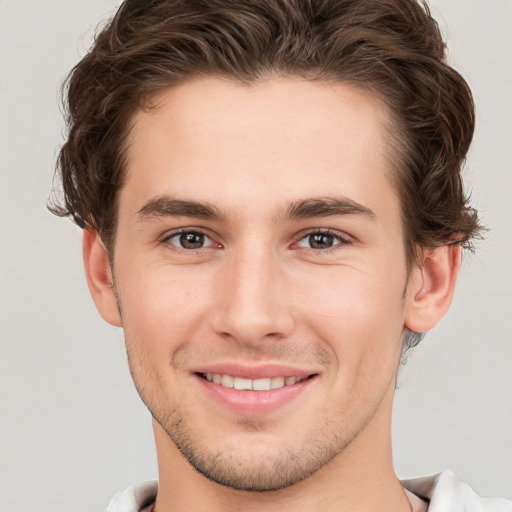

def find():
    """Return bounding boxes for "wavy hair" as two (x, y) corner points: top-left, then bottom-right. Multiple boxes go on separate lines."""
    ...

(50, 0), (482, 289)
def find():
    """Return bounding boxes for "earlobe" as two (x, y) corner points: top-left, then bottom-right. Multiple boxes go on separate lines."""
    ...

(82, 228), (123, 327)
(404, 244), (461, 334)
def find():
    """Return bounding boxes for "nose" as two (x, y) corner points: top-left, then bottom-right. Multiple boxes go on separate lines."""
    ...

(211, 249), (295, 345)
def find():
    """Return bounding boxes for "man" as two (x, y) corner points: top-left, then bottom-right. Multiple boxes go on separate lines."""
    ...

(50, 0), (511, 510)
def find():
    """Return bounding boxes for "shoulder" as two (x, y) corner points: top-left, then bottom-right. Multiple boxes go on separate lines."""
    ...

(402, 471), (512, 512)
(105, 480), (158, 512)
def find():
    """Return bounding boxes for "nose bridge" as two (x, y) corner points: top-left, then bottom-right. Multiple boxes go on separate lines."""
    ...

(212, 243), (293, 343)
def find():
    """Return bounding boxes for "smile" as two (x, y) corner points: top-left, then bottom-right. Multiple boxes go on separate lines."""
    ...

(201, 373), (306, 390)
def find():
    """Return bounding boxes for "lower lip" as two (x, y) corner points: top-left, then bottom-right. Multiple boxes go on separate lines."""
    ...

(194, 374), (315, 416)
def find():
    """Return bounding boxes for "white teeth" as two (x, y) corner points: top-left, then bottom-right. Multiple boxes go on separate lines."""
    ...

(252, 378), (271, 391)
(203, 373), (305, 390)
(233, 377), (253, 390)
(270, 376), (285, 389)
(221, 374), (234, 387)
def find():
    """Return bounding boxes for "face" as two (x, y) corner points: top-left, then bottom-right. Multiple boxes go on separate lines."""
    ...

(103, 78), (415, 490)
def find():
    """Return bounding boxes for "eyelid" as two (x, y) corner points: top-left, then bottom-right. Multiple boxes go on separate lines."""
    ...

(159, 226), (352, 254)
(292, 228), (353, 251)
(161, 227), (221, 252)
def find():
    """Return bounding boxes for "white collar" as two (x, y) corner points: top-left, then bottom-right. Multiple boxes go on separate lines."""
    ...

(402, 471), (512, 512)
(106, 471), (512, 512)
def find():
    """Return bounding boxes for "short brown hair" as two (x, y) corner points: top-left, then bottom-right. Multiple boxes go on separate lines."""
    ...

(50, 0), (482, 266)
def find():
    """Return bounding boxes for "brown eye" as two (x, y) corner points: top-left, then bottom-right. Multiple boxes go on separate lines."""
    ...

(167, 231), (213, 250)
(297, 231), (344, 250)
(309, 233), (335, 249)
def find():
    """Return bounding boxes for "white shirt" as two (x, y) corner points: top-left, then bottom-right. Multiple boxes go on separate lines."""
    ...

(106, 471), (512, 512)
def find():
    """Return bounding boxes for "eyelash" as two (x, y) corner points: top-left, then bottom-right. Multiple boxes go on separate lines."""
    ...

(292, 229), (351, 254)
(162, 228), (218, 255)
(161, 228), (351, 255)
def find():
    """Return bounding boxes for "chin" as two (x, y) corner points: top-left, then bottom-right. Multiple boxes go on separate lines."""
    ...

(154, 408), (351, 492)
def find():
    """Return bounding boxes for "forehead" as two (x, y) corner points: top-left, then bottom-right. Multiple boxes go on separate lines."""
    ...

(122, 77), (399, 223)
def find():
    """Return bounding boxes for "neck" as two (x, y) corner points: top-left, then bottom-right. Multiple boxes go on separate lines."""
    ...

(153, 387), (409, 512)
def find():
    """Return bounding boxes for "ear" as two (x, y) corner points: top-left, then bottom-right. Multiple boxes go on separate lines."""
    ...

(82, 228), (122, 327)
(404, 244), (461, 333)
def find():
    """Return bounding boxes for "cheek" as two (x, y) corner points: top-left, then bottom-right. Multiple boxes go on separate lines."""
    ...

(116, 263), (215, 353)
(297, 265), (407, 367)
(116, 266), (214, 406)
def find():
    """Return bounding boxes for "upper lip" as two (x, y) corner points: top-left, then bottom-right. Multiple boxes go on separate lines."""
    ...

(192, 363), (317, 380)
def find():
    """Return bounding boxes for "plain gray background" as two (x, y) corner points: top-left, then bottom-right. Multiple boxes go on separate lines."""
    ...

(0, 1), (511, 511)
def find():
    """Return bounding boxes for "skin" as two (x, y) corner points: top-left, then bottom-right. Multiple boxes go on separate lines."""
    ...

(84, 77), (460, 512)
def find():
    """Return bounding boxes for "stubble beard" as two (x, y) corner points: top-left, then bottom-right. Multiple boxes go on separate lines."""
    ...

(126, 348), (382, 493)
(150, 405), (349, 492)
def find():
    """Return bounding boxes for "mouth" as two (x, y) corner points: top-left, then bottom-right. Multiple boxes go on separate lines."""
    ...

(198, 372), (314, 391)
(193, 368), (318, 415)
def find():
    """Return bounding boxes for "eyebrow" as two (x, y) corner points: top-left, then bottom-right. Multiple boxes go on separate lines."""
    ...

(137, 196), (226, 222)
(136, 195), (375, 223)
(284, 196), (376, 221)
